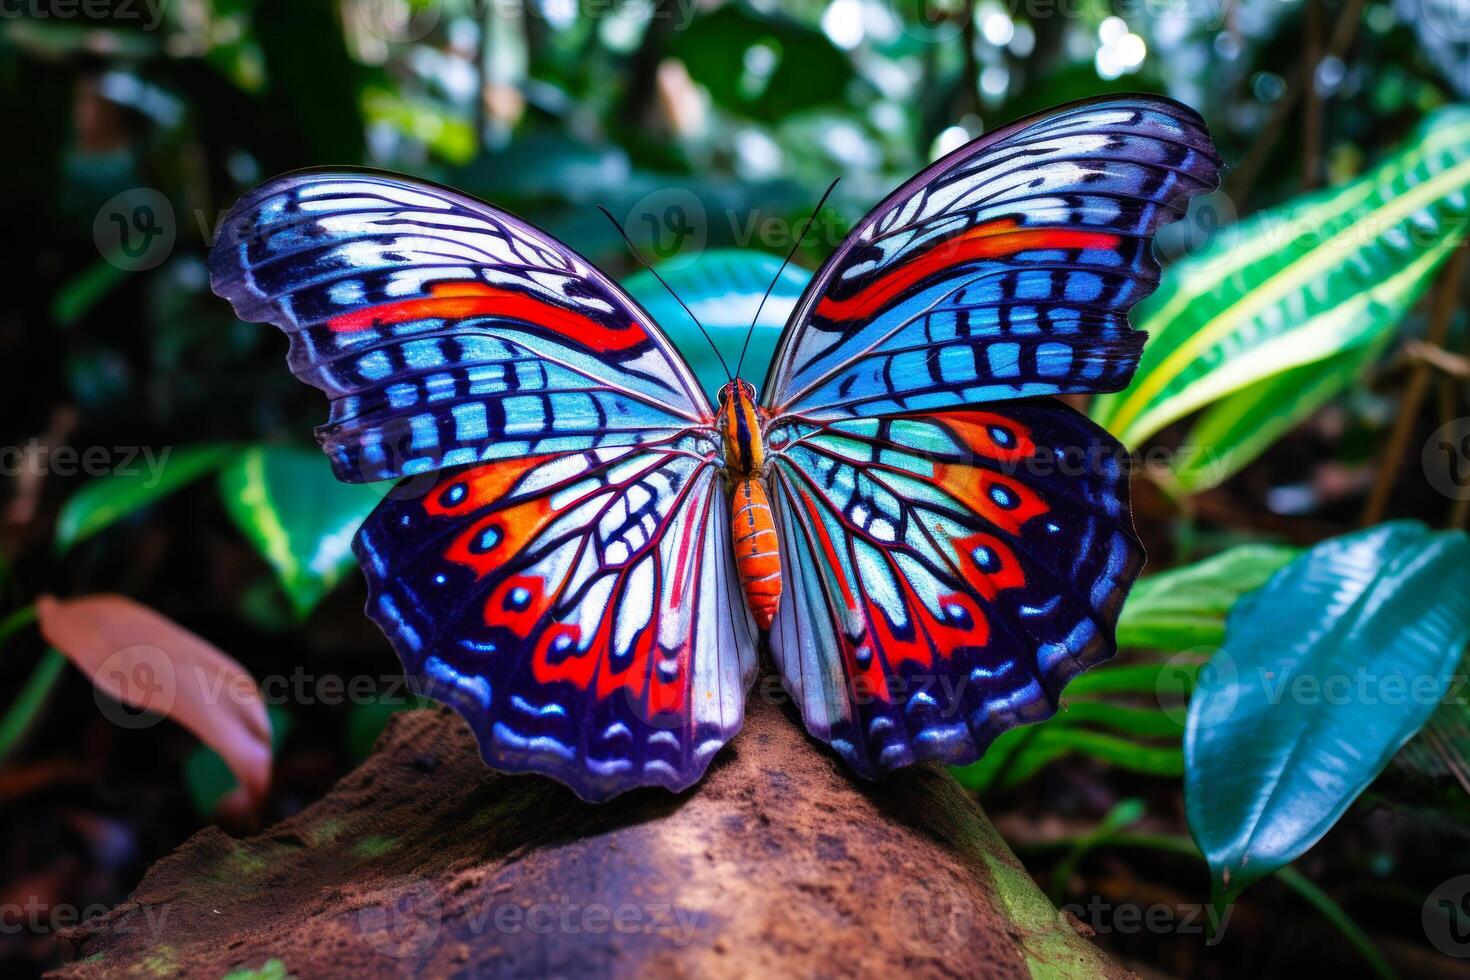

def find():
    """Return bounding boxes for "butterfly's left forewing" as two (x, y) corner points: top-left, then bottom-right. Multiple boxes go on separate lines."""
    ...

(211, 170), (756, 800)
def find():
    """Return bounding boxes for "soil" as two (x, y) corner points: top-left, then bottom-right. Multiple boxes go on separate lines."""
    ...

(51, 690), (1125, 979)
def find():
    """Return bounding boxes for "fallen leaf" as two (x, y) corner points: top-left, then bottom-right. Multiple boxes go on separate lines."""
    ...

(36, 594), (272, 809)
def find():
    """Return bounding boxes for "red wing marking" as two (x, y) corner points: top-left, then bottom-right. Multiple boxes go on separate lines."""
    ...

(814, 220), (1121, 322)
(329, 281), (650, 352)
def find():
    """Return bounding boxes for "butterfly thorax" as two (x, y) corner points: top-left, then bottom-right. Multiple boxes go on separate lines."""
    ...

(716, 378), (765, 479)
(716, 379), (781, 630)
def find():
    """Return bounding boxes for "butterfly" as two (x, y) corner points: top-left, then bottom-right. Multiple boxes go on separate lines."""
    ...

(210, 95), (1221, 802)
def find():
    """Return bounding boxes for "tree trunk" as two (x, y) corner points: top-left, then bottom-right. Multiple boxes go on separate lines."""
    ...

(53, 693), (1125, 979)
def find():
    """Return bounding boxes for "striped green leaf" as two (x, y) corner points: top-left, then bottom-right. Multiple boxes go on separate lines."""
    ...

(1116, 543), (1301, 651)
(1170, 332), (1393, 492)
(55, 443), (239, 553)
(1093, 108), (1470, 454)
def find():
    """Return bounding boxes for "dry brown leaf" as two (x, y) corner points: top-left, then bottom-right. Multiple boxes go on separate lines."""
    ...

(36, 594), (272, 809)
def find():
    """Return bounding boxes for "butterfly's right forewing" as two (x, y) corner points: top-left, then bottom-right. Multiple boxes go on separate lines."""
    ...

(209, 169), (710, 483)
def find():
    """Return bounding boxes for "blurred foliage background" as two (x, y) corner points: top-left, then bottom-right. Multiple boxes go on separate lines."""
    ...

(4, 0), (1470, 977)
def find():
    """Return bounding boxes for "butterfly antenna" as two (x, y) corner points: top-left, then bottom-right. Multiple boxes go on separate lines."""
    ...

(733, 177), (840, 380)
(596, 204), (732, 383)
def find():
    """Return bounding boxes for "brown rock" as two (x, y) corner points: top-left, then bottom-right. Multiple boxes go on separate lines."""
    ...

(54, 693), (1125, 978)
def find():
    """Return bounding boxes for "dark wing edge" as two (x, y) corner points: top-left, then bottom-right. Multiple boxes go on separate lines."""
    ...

(765, 401), (1144, 778)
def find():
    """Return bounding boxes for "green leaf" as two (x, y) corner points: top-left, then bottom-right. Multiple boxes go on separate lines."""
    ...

(51, 259), (130, 327)
(55, 443), (238, 553)
(1062, 661), (1182, 697)
(666, 5), (852, 122)
(620, 249), (811, 400)
(952, 723), (1183, 793)
(1093, 108), (1470, 450)
(1170, 331), (1393, 493)
(1116, 544), (1301, 651)
(218, 446), (383, 619)
(0, 650), (65, 762)
(1051, 701), (1185, 739)
(221, 959), (294, 980)
(1185, 521), (1470, 903)
(1000, 728), (1184, 788)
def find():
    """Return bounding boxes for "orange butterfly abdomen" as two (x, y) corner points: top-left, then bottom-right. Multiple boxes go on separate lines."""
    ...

(732, 477), (781, 630)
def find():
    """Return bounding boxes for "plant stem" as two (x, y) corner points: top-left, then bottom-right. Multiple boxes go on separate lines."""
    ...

(0, 649), (66, 761)
(0, 603), (38, 648)
(1275, 867), (1397, 980)
(1012, 833), (1397, 979)
(0, 603), (63, 763)
(1361, 244), (1469, 525)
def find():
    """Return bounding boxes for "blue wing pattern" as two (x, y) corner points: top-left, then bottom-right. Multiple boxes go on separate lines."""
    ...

(766, 403), (1141, 777)
(762, 96), (1222, 418)
(354, 438), (758, 802)
(210, 169), (711, 483)
(762, 96), (1219, 777)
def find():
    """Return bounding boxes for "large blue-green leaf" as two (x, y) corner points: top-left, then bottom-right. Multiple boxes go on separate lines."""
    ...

(218, 446), (383, 619)
(1093, 108), (1470, 455)
(621, 248), (810, 400)
(1186, 521), (1470, 902)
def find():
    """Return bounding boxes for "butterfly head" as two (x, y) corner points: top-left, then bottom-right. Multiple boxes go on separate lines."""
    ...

(716, 378), (757, 408)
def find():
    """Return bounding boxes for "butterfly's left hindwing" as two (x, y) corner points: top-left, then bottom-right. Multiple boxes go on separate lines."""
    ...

(355, 439), (758, 802)
(766, 403), (1142, 777)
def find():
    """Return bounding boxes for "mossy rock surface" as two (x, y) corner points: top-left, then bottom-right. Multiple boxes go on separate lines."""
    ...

(53, 687), (1122, 979)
